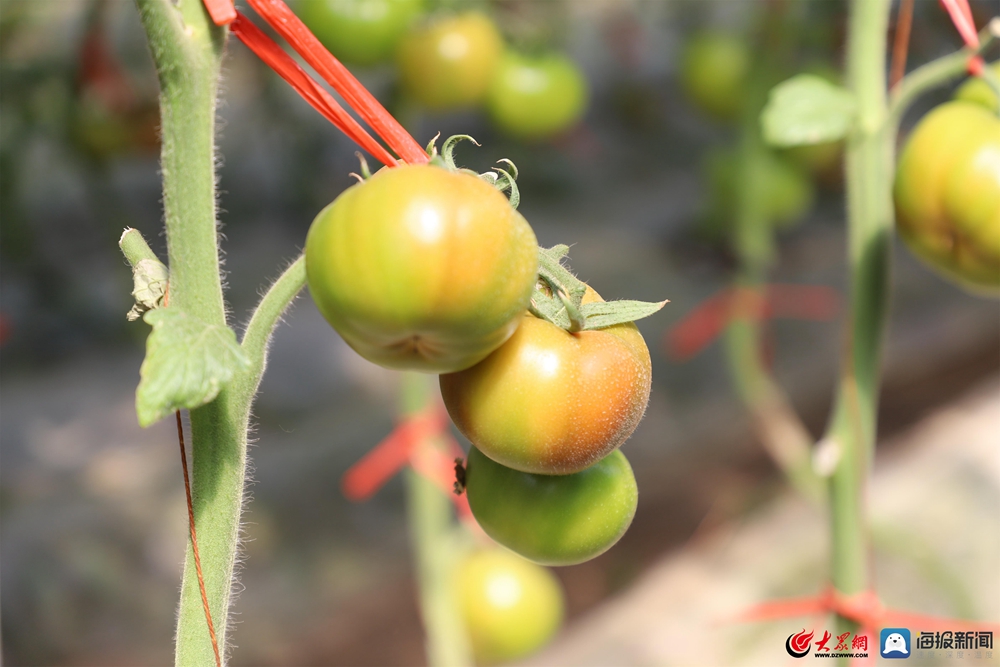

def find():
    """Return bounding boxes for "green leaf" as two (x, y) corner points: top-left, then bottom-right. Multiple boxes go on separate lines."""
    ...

(136, 308), (250, 426)
(127, 258), (169, 321)
(761, 74), (857, 147)
(580, 299), (668, 330)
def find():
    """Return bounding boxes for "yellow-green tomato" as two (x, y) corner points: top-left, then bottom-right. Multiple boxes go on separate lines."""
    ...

(954, 61), (1000, 113)
(441, 288), (651, 475)
(894, 101), (1000, 293)
(487, 51), (588, 140)
(455, 549), (564, 664)
(397, 12), (503, 110)
(465, 447), (638, 566)
(297, 0), (424, 66)
(679, 31), (750, 121)
(305, 164), (538, 372)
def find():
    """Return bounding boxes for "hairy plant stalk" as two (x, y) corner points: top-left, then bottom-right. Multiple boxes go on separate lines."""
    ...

(133, 3), (308, 664)
(402, 373), (474, 667)
(725, 5), (823, 505)
(827, 0), (893, 634)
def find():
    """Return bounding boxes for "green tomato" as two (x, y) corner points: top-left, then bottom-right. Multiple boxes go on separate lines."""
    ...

(305, 164), (538, 372)
(486, 51), (588, 140)
(464, 447), (638, 566)
(455, 549), (564, 664)
(441, 287), (651, 475)
(679, 31), (750, 121)
(894, 101), (1000, 293)
(297, 0), (424, 66)
(954, 61), (1000, 113)
(397, 12), (504, 110)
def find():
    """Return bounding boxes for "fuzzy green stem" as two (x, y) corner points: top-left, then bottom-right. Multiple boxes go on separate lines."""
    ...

(402, 374), (474, 667)
(133, 2), (239, 664)
(724, 6), (823, 505)
(723, 316), (824, 505)
(827, 0), (893, 635)
(241, 256), (306, 365)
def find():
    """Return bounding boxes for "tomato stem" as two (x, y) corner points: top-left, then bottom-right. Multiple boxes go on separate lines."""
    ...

(888, 21), (997, 125)
(402, 373), (475, 667)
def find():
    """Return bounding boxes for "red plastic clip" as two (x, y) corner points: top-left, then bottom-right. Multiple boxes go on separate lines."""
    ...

(202, 0), (236, 27)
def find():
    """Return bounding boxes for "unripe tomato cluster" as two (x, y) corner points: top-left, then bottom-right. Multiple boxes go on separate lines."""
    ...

(306, 147), (655, 566)
(454, 548), (564, 663)
(300, 3), (589, 140)
(893, 79), (1000, 294)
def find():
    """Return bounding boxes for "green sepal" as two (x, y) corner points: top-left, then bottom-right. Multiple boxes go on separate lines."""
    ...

(579, 299), (668, 330)
(530, 245), (668, 332)
(135, 308), (251, 427)
(127, 257), (169, 321)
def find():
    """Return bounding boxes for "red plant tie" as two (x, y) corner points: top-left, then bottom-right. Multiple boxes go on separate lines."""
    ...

(939, 0), (985, 75)
(735, 585), (1000, 640)
(203, 0), (236, 26)
(666, 284), (840, 361)
(245, 0), (429, 164)
(341, 408), (446, 500)
(340, 407), (475, 521)
(230, 14), (398, 167)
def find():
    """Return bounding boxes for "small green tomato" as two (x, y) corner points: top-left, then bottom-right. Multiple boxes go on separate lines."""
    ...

(486, 51), (588, 140)
(464, 447), (638, 566)
(455, 549), (564, 664)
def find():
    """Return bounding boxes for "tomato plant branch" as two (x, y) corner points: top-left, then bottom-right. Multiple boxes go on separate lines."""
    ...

(826, 0), (893, 638)
(134, 2), (252, 665)
(724, 6), (823, 506)
(401, 374), (474, 667)
(240, 255), (306, 368)
(888, 19), (998, 124)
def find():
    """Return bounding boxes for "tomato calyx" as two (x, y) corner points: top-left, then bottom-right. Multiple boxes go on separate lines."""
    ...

(530, 245), (668, 332)
(423, 133), (522, 209)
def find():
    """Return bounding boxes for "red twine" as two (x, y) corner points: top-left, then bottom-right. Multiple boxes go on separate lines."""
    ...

(230, 14), (398, 167)
(200, 0), (426, 164)
(244, 0), (428, 165)
(666, 284), (840, 361)
(939, 0), (985, 75)
(735, 584), (1000, 666)
(341, 406), (474, 522)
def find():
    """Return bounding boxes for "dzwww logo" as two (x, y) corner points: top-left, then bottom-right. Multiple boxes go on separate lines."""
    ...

(786, 629), (814, 658)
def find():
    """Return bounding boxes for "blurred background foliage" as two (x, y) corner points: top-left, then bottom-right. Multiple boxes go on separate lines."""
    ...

(1, 1), (998, 665)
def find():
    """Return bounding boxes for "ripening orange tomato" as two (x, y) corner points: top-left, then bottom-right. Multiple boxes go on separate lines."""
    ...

(305, 164), (538, 372)
(441, 287), (651, 474)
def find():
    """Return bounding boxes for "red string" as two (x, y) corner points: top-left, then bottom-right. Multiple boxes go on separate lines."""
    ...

(230, 14), (398, 167)
(735, 585), (1000, 635)
(666, 285), (841, 361)
(341, 407), (475, 522)
(244, 0), (428, 165)
(939, 0), (985, 75)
